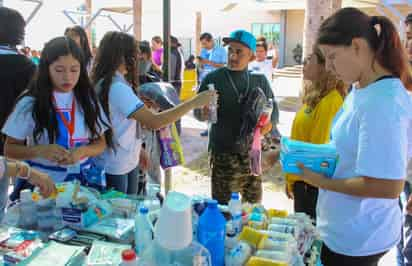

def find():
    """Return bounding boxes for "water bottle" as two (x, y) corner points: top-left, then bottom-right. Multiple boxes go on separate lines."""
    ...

(135, 206), (153, 256)
(207, 84), (218, 124)
(36, 197), (57, 233)
(197, 199), (226, 266)
(18, 189), (37, 230)
(228, 192), (242, 236)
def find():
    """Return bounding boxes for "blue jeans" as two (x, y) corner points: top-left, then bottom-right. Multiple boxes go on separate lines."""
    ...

(398, 181), (412, 266)
(105, 167), (139, 195)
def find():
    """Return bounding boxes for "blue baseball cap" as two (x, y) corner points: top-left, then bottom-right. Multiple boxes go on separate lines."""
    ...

(223, 30), (257, 53)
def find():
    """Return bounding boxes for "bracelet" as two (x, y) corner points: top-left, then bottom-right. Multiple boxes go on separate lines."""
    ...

(16, 162), (31, 181)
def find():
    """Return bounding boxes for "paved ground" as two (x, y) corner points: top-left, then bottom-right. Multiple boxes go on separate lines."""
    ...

(169, 76), (396, 266)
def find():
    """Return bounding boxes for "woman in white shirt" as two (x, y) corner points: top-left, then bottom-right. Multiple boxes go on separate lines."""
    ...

(91, 31), (214, 194)
(296, 8), (412, 266)
(2, 37), (109, 184)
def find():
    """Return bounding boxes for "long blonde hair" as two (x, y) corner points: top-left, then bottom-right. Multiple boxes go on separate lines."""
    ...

(303, 45), (346, 109)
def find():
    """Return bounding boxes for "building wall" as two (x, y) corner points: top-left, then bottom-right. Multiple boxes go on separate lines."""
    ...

(141, 8), (281, 53)
(285, 10), (305, 66)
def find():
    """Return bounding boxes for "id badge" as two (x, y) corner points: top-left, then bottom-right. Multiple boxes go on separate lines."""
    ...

(67, 163), (81, 174)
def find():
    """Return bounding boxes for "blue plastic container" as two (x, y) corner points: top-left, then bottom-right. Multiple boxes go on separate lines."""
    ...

(197, 199), (226, 266)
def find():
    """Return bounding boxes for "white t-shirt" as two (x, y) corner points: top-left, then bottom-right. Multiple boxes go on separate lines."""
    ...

(317, 78), (412, 256)
(2, 92), (108, 183)
(249, 59), (273, 82)
(96, 73), (144, 175)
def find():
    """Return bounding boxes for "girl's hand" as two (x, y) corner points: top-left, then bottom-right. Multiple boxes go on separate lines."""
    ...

(59, 148), (84, 165)
(36, 144), (69, 163)
(139, 148), (150, 171)
(28, 168), (57, 198)
(260, 123), (273, 135)
(192, 90), (217, 108)
(285, 183), (294, 199)
(406, 195), (412, 215)
(296, 163), (324, 187)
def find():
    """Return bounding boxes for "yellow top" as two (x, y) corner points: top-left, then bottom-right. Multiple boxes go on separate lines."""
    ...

(286, 89), (343, 191)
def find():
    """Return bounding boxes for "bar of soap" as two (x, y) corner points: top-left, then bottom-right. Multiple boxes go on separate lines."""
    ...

(246, 256), (288, 266)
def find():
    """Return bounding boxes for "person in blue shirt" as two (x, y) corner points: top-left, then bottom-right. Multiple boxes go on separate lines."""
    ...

(397, 12), (412, 266)
(198, 32), (227, 82)
(296, 8), (412, 266)
(197, 32), (227, 137)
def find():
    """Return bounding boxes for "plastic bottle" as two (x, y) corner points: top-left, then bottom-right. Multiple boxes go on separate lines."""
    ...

(135, 206), (153, 256)
(18, 189), (37, 230)
(36, 197), (57, 233)
(228, 192), (242, 236)
(121, 249), (138, 266)
(207, 84), (218, 124)
(197, 199), (226, 266)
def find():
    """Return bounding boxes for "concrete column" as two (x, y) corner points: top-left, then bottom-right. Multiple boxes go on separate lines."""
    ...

(133, 0), (142, 41)
(85, 0), (92, 47)
(303, 0), (341, 59)
(195, 11), (202, 56)
(331, 0), (342, 14)
(279, 10), (287, 68)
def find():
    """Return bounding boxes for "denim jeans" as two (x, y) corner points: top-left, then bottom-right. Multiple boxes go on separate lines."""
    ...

(398, 181), (412, 266)
(106, 167), (139, 195)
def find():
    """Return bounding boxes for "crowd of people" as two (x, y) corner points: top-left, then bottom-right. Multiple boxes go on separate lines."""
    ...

(2, 4), (412, 266)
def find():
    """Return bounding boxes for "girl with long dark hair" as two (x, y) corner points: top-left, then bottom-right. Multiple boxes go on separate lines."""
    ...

(91, 31), (213, 194)
(64, 26), (93, 70)
(296, 8), (412, 266)
(2, 37), (109, 183)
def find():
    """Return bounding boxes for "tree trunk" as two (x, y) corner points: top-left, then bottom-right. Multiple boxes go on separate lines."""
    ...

(302, 0), (342, 59)
(133, 0), (142, 41)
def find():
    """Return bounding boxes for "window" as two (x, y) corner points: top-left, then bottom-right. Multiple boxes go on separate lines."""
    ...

(251, 23), (281, 45)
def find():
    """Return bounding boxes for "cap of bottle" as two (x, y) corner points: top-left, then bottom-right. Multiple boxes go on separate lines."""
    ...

(122, 249), (137, 261)
(139, 206), (149, 214)
(206, 199), (218, 208)
(231, 192), (240, 200)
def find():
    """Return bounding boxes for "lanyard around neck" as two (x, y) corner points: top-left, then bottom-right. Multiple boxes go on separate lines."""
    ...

(224, 68), (250, 103)
(53, 96), (76, 147)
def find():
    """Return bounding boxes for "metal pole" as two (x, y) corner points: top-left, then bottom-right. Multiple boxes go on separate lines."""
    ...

(25, 0), (43, 25)
(163, 0), (172, 194)
(163, 0), (171, 82)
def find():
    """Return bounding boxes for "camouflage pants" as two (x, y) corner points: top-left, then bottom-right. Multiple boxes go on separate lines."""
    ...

(210, 151), (262, 205)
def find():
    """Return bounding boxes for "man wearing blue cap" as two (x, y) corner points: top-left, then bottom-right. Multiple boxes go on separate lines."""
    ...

(195, 30), (279, 204)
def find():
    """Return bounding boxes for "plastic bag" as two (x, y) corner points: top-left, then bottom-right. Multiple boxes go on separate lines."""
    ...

(159, 124), (185, 169)
(137, 82), (180, 110)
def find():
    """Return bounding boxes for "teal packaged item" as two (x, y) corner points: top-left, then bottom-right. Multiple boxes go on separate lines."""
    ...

(280, 137), (338, 177)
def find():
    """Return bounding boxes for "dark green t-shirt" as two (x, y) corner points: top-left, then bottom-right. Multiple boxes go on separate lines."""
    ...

(198, 67), (279, 154)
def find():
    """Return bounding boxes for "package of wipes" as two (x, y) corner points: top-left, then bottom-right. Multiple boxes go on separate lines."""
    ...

(280, 137), (338, 177)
